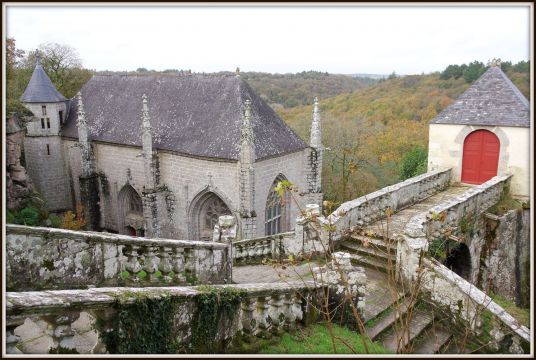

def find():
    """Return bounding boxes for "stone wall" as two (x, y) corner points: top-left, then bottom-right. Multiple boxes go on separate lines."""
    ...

(326, 169), (452, 241)
(64, 139), (310, 240)
(24, 135), (72, 212)
(482, 208), (530, 307)
(421, 258), (530, 352)
(6, 225), (230, 291)
(6, 282), (322, 354)
(254, 149), (309, 237)
(6, 116), (33, 210)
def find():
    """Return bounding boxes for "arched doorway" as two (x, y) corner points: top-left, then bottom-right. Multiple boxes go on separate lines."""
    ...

(189, 191), (232, 241)
(445, 243), (471, 280)
(265, 175), (291, 235)
(118, 184), (145, 237)
(461, 130), (500, 184)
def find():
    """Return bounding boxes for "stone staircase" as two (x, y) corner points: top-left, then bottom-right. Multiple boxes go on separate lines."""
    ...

(339, 233), (397, 274)
(341, 233), (456, 354)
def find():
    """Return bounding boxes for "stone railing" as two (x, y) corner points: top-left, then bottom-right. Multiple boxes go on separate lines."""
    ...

(6, 282), (323, 354)
(6, 225), (230, 291)
(326, 169), (451, 241)
(420, 258), (529, 353)
(398, 175), (511, 283)
(232, 232), (295, 264)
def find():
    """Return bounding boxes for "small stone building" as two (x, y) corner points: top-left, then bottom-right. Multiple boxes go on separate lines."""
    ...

(21, 63), (324, 240)
(427, 62), (530, 199)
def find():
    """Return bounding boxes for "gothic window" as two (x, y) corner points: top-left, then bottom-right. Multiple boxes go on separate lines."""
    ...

(265, 176), (290, 235)
(41, 105), (47, 116)
(128, 192), (143, 214)
(199, 195), (231, 240)
(118, 185), (145, 237)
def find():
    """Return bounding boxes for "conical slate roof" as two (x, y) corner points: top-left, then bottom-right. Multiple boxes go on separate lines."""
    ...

(20, 63), (67, 103)
(62, 74), (308, 160)
(430, 66), (529, 127)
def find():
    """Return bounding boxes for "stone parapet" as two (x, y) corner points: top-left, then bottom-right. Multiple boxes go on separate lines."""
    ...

(6, 282), (324, 354)
(327, 169), (452, 241)
(6, 225), (230, 291)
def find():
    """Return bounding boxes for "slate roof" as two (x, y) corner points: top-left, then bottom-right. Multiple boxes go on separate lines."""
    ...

(430, 66), (529, 127)
(62, 74), (308, 160)
(20, 63), (67, 103)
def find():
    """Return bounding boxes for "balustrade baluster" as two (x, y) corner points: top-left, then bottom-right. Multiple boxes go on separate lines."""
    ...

(184, 248), (196, 284)
(255, 296), (271, 338)
(171, 247), (186, 283)
(40, 311), (81, 352)
(283, 293), (296, 331)
(123, 244), (143, 280)
(247, 243), (256, 260)
(143, 245), (159, 283)
(240, 297), (257, 340)
(158, 246), (173, 282)
(89, 308), (118, 354)
(269, 293), (284, 335)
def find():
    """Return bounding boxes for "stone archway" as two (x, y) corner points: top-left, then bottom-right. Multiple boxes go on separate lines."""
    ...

(445, 242), (472, 280)
(118, 184), (145, 236)
(189, 190), (232, 241)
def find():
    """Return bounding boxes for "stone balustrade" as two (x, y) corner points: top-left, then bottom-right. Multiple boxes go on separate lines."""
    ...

(232, 232), (294, 264)
(326, 169), (451, 241)
(6, 225), (230, 291)
(421, 257), (529, 353)
(394, 175), (527, 353)
(6, 282), (323, 354)
(398, 175), (512, 283)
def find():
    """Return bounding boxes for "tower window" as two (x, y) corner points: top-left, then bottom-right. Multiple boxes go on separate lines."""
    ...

(46, 144), (50, 155)
(46, 118), (50, 129)
(41, 105), (47, 116)
(41, 118), (45, 129)
(59, 110), (63, 123)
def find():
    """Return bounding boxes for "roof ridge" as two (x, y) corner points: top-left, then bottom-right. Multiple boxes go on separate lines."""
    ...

(492, 66), (529, 109)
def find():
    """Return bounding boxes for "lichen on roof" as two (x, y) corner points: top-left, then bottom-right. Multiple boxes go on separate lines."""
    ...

(62, 74), (308, 160)
(430, 66), (529, 127)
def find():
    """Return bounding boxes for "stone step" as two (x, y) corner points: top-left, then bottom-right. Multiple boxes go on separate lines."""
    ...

(340, 240), (395, 261)
(379, 308), (434, 353)
(348, 253), (389, 273)
(366, 297), (412, 340)
(348, 235), (397, 255)
(412, 324), (453, 354)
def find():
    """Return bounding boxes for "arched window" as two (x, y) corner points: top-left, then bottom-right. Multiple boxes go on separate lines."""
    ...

(265, 175), (291, 235)
(189, 191), (232, 241)
(118, 184), (145, 237)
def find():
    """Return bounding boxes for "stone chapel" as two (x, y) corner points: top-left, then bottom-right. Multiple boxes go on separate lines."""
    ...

(427, 61), (530, 199)
(20, 62), (324, 240)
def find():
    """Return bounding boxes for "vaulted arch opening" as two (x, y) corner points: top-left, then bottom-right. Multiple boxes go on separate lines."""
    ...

(461, 130), (500, 184)
(445, 242), (471, 280)
(118, 184), (145, 237)
(265, 174), (291, 235)
(189, 191), (232, 241)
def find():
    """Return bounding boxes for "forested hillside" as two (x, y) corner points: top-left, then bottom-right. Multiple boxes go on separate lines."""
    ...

(235, 71), (377, 108)
(276, 64), (529, 205)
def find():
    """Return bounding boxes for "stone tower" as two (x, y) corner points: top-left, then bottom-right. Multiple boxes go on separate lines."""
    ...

(305, 97), (324, 208)
(21, 59), (72, 212)
(76, 92), (101, 230)
(238, 99), (257, 239)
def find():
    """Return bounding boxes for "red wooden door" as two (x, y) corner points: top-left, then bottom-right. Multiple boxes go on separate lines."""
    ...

(461, 130), (500, 184)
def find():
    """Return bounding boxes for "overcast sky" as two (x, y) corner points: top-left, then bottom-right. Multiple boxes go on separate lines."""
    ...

(5, 4), (532, 75)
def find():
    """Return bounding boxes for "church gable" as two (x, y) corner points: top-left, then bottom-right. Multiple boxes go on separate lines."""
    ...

(430, 65), (529, 127)
(62, 74), (307, 160)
